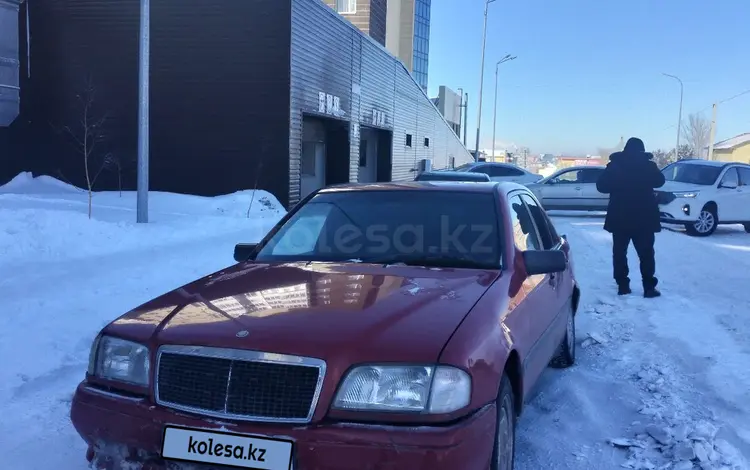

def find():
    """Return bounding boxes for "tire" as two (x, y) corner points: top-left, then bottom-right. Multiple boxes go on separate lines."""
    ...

(549, 302), (576, 368)
(685, 204), (718, 237)
(744, 223), (750, 233)
(490, 373), (517, 470)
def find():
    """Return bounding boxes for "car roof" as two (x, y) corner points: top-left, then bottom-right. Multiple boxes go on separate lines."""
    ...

(318, 181), (528, 195)
(556, 165), (606, 171)
(416, 170), (491, 180)
(671, 159), (750, 168)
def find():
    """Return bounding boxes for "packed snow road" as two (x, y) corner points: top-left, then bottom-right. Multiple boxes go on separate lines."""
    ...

(1, 175), (748, 470)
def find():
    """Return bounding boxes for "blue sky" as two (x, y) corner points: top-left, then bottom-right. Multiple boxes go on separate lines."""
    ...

(426, 0), (750, 155)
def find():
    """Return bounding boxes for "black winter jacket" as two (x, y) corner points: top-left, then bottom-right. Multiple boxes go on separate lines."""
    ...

(596, 150), (666, 234)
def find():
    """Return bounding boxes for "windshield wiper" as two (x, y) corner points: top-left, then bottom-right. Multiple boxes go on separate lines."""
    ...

(360, 254), (497, 270)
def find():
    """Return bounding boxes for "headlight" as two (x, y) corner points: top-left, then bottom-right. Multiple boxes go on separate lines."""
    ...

(673, 191), (698, 198)
(332, 365), (471, 414)
(88, 335), (150, 386)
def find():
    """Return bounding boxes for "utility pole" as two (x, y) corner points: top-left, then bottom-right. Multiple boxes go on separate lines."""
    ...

(491, 54), (516, 162)
(707, 103), (717, 160)
(463, 92), (469, 147)
(457, 87), (464, 141)
(474, 0), (496, 159)
(136, 0), (151, 223)
(662, 73), (683, 160)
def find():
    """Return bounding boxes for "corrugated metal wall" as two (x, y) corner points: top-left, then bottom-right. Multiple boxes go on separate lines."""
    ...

(0, 0), (21, 127)
(0, 0), (293, 204)
(289, 0), (472, 205)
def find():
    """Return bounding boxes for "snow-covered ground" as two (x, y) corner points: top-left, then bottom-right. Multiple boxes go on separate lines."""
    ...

(1, 174), (749, 470)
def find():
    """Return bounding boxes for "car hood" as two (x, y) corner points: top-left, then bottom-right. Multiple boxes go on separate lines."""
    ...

(658, 181), (708, 192)
(105, 262), (500, 364)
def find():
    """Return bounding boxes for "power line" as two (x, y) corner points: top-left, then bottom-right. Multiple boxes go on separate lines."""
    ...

(656, 87), (750, 132)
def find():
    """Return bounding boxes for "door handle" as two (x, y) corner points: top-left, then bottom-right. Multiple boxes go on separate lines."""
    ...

(575, 187), (581, 190)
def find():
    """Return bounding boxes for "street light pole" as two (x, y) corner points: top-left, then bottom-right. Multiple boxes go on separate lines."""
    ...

(662, 73), (683, 160)
(136, 0), (151, 223)
(473, 0), (496, 160)
(491, 54), (516, 162)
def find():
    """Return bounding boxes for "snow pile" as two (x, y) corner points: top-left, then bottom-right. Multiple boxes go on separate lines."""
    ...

(0, 171), (82, 194)
(0, 172), (286, 266)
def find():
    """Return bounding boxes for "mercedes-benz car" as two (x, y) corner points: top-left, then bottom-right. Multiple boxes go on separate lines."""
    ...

(70, 181), (580, 470)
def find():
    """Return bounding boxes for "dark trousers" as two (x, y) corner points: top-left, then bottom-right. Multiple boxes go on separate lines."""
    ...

(612, 232), (658, 290)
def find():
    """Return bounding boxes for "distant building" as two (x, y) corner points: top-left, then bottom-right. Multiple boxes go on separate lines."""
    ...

(324, 0), (432, 91)
(431, 85), (461, 137)
(323, 0), (387, 45)
(708, 132), (750, 164)
(386, 0), (430, 91)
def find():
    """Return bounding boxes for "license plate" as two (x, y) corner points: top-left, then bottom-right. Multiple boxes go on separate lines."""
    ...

(161, 425), (293, 469)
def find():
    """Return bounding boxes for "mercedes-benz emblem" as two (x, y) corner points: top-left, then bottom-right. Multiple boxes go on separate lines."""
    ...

(236, 330), (249, 338)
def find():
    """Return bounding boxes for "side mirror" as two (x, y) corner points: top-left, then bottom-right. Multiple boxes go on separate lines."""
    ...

(522, 250), (567, 276)
(720, 181), (738, 189)
(234, 243), (258, 262)
(546, 179), (556, 185)
(560, 234), (568, 241)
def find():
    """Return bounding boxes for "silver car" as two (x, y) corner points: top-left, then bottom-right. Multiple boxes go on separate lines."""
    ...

(526, 165), (608, 210)
(453, 162), (543, 185)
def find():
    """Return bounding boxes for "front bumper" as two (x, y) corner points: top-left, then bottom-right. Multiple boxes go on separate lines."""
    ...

(659, 198), (699, 224)
(70, 383), (497, 470)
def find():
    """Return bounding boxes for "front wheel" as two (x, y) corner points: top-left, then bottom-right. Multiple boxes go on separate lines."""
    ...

(490, 374), (517, 470)
(685, 205), (718, 237)
(549, 303), (576, 368)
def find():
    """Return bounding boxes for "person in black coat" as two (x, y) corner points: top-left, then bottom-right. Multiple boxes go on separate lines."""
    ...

(596, 137), (666, 298)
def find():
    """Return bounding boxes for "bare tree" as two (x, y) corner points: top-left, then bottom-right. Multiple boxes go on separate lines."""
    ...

(652, 149), (672, 168)
(62, 76), (110, 218)
(682, 113), (711, 158)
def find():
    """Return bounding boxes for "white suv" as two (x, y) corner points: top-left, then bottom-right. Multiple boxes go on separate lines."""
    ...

(658, 159), (750, 236)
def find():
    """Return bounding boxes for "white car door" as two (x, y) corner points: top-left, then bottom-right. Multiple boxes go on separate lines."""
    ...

(737, 167), (750, 222)
(714, 167), (742, 221)
(537, 169), (583, 209)
(577, 168), (608, 209)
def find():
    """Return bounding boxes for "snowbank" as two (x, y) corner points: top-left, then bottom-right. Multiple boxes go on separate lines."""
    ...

(0, 172), (286, 266)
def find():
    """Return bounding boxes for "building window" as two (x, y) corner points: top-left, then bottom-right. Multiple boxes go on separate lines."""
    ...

(336, 0), (356, 14)
(406, 134), (413, 147)
(424, 138), (430, 147)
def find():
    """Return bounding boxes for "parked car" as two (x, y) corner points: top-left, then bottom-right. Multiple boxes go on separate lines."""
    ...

(525, 165), (607, 211)
(70, 181), (580, 470)
(454, 161), (543, 185)
(657, 159), (750, 236)
(414, 170), (492, 182)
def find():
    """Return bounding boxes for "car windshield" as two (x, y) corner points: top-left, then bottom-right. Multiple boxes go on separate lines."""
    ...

(254, 190), (502, 269)
(661, 162), (722, 186)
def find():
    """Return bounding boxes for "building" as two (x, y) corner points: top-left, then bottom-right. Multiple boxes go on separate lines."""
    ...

(0, 0), (22, 127)
(709, 133), (750, 164)
(386, 0), (430, 91)
(431, 85), (461, 137)
(322, 0), (387, 46)
(0, 0), (471, 208)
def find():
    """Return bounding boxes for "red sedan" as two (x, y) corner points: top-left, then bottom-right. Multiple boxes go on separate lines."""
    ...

(70, 181), (581, 470)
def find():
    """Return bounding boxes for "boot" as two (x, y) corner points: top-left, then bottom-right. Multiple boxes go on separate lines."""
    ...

(618, 284), (632, 295)
(643, 288), (661, 298)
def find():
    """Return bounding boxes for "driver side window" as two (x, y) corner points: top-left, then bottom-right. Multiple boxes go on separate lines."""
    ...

(720, 167), (739, 188)
(508, 195), (542, 251)
(549, 169), (580, 184)
(267, 203), (331, 255)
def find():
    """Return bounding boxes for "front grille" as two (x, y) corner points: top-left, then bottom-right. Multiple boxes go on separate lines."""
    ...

(155, 346), (325, 423)
(654, 191), (675, 205)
